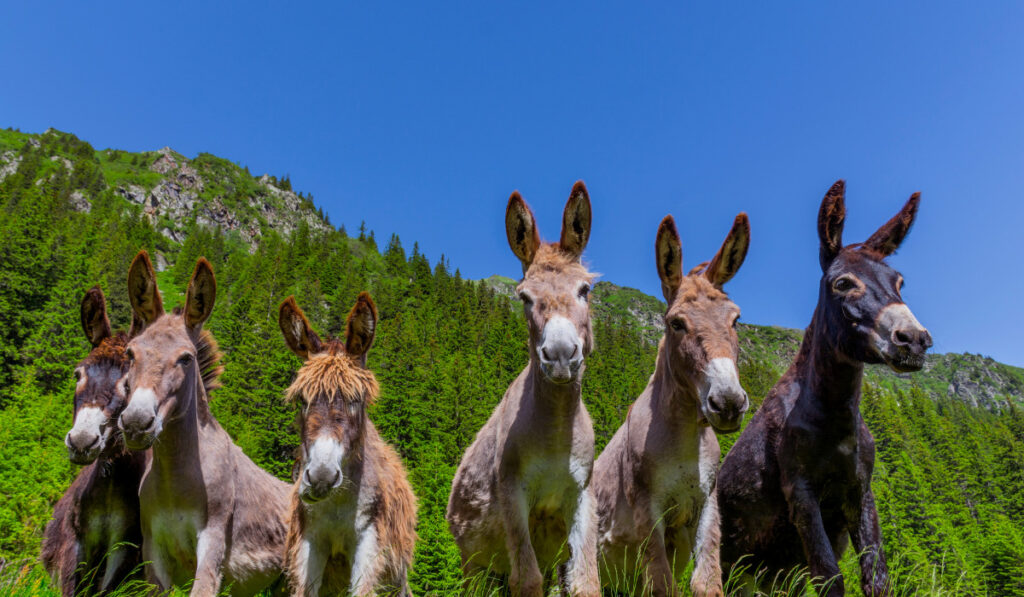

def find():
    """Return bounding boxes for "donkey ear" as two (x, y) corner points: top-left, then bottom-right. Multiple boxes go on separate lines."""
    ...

(655, 215), (683, 302)
(818, 179), (846, 271)
(184, 258), (216, 333)
(506, 191), (540, 272)
(346, 292), (378, 359)
(705, 213), (750, 288)
(127, 251), (164, 336)
(278, 296), (323, 359)
(80, 286), (111, 347)
(864, 192), (921, 257)
(559, 181), (592, 260)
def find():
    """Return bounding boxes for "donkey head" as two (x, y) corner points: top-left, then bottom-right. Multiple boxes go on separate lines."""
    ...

(279, 293), (380, 504)
(506, 181), (596, 385)
(65, 286), (132, 464)
(816, 180), (933, 372)
(655, 213), (750, 432)
(119, 252), (217, 449)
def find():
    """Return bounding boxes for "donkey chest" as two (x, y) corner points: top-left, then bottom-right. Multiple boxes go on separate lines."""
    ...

(521, 451), (585, 513)
(146, 506), (204, 570)
(79, 478), (137, 535)
(650, 459), (707, 529)
(305, 496), (363, 558)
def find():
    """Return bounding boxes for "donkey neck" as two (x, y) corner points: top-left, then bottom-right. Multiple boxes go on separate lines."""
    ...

(149, 375), (211, 478)
(526, 359), (585, 420)
(796, 307), (865, 409)
(649, 341), (703, 430)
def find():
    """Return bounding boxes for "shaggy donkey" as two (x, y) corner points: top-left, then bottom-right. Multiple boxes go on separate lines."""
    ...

(593, 213), (750, 597)
(717, 181), (933, 596)
(117, 252), (290, 596)
(41, 286), (146, 596)
(278, 294), (417, 596)
(447, 182), (600, 597)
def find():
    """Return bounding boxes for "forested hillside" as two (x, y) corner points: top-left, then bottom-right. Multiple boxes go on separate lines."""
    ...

(1, 128), (1022, 595)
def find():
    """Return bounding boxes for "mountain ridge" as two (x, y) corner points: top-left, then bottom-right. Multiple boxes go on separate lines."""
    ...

(3, 125), (1021, 411)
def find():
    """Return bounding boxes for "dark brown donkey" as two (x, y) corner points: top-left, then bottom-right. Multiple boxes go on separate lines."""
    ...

(41, 286), (146, 596)
(447, 182), (600, 597)
(117, 252), (290, 596)
(717, 181), (933, 596)
(278, 294), (417, 596)
(593, 213), (750, 597)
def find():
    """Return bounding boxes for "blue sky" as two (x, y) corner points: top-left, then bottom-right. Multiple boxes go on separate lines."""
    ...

(3, 2), (1023, 365)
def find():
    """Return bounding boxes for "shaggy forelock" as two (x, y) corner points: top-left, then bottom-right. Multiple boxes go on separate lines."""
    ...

(525, 243), (597, 284)
(286, 353), (379, 405)
(83, 332), (129, 366)
(674, 275), (728, 304)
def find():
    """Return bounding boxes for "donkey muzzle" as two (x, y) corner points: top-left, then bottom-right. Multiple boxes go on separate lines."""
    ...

(874, 303), (932, 372)
(701, 358), (749, 432)
(300, 436), (345, 503)
(66, 406), (106, 464)
(538, 316), (584, 384)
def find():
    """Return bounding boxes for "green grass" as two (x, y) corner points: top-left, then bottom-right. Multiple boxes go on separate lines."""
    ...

(0, 552), (978, 596)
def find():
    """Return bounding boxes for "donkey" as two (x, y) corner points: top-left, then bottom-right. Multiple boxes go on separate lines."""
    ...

(117, 251), (290, 596)
(716, 181), (933, 596)
(447, 181), (600, 597)
(593, 213), (751, 597)
(41, 286), (146, 596)
(277, 294), (417, 596)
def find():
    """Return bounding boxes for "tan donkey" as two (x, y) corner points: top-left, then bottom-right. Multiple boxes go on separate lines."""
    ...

(117, 252), (290, 596)
(447, 182), (600, 597)
(592, 214), (751, 596)
(278, 294), (417, 596)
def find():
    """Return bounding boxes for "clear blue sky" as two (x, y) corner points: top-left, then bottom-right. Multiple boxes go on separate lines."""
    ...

(3, 2), (1022, 365)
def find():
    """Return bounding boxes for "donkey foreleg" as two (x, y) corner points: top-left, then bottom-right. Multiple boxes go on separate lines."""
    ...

(57, 540), (80, 597)
(642, 524), (677, 597)
(690, 488), (723, 597)
(99, 544), (129, 592)
(848, 490), (892, 597)
(190, 526), (226, 597)
(288, 537), (326, 597)
(497, 479), (543, 597)
(563, 488), (599, 596)
(784, 480), (843, 597)
(349, 525), (387, 596)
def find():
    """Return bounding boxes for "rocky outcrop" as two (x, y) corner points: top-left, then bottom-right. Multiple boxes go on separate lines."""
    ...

(0, 151), (20, 183)
(105, 147), (331, 250)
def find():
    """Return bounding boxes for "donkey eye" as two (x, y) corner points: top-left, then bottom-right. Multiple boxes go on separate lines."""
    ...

(833, 276), (856, 294)
(577, 284), (591, 300)
(518, 292), (534, 306)
(73, 369), (82, 381)
(669, 318), (687, 333)
(125, 348), (135, 362)
(732, 315), (740, 329)
(176, 354), (193, 367)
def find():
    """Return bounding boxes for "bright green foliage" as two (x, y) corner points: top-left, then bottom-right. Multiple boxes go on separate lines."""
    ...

(0, 128), (1022, 595)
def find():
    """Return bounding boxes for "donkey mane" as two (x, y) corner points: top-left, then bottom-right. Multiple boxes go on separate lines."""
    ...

(284, 351), (380, 405)
(369, 428), (418, 581)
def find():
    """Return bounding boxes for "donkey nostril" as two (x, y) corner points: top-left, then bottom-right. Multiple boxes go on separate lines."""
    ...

(332, 469), (341, 487)
(707, 395), (724, 414)
(570, 344), (578, 359)
(541, 347), (552, 361)
(303, 469), (312, 486)
(893, 329), (912, 345)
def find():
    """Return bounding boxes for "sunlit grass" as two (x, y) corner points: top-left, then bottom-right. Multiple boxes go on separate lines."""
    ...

(0, 546), (978, 596)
